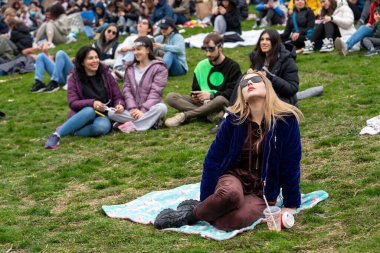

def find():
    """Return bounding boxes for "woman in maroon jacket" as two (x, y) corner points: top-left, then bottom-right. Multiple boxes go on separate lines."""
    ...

(44, 46), (125, 149)
(108, 36), (168, 132)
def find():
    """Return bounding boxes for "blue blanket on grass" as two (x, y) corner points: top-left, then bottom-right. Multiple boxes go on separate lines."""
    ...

(102, 183), (328, 241)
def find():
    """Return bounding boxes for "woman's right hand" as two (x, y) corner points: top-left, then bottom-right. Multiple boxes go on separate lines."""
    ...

(93, 100), (105, 112)
(118, 46), (130, 53)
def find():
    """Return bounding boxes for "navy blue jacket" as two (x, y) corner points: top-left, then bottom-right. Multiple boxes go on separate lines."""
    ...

(200, 113), (301, 208)
(150, 0), (174, 24)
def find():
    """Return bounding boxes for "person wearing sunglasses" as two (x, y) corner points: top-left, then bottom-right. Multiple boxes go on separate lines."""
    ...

(155, 70), (303, 231)
(44, 46), (125, 149)
(165, 33), (241, 128)
(92, 24), (120, 67)
(153, 17), (188, 76)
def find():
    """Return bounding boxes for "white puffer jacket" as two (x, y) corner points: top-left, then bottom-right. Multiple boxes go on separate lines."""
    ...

(331, 0), (356, 38)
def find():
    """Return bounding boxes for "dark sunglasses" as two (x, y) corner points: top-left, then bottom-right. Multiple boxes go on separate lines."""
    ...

(239, 76), (263, 88)
(106, 30), (117, 35)
(201, 42), (222, 52)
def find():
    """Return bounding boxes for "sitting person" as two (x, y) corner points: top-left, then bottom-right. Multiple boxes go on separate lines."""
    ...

(255, 0), (286, 27)
(94, 1), (115, 33)
(108, 36), (168, 132)
(347, 0), (366, 21)
(8, 18), (33, 54)
(281, 0), (316, 49)
(211, 0), (242, 35)
(335, 0), (379, 55)
(288, 0), (321, 17)
(250, 29), (299, 105)
(154, 70), (303, 231)
(165, 33), (241, 128)
(92, 23), (120, 66)
(150, 0), (175, 24)
(360, 6), (380, 56)
(303, 0), (356, 54)
(30, 46), (74, 93)
(33, 3), (69, 48)
(153, 17), (188, 76)
(113, 18), (153, 72)
(44, 46), (125, 149)
(115, 0), (141, 34)
(171, 0), (191, 24)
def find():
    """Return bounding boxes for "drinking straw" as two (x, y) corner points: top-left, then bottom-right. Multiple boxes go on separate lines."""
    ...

(263, 195), (279, 231)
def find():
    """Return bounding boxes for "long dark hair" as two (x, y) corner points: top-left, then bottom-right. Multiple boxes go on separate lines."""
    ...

(74, 46), (102, 84)
(251, 29), (282, 70)
(94, 23), (119, 57)
(321, 0), (337, 17)
(133, 36), (156, 64)
(50, 3), (65, 20)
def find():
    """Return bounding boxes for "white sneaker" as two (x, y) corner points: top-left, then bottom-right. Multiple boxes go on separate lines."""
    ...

(62, 83), (68, 90)
(320, 38), (334, 53)
(165, 113), (186, 128)
(334, 37), (348, 56)
(47, 42), (56, 49)
(66, 36), (77, 44)
(303, 40), (314, 54)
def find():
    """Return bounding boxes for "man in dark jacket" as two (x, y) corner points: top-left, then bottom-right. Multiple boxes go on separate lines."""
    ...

(211, 0), (242, 35)
(165, 33), (241, 128)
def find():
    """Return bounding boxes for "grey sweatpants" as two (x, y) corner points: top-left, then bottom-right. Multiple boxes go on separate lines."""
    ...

(108, 103), (167, 131)
(361, 37), (380, 50)
(35, 22), (67, 44)
(166, 92), (228, 121)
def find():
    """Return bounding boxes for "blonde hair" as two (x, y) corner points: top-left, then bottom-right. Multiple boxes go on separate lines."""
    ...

(228, 69), (303, 128)
(4, 8), (16, 18)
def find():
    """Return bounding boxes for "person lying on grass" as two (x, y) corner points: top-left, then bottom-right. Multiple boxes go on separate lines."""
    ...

(44, 46), (125, 149)
(155, 70), (302, 231)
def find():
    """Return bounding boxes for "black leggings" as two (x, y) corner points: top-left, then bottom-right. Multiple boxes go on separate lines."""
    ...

(311, 22), (341, 48)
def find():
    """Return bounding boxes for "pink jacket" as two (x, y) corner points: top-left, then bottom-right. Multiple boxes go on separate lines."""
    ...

(123, 60), (168, 112)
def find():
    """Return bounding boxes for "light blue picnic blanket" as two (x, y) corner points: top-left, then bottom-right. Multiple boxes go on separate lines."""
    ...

(102, 183), (328, 241)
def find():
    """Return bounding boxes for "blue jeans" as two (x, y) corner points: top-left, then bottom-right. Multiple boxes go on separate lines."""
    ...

(82, 25), (95, 39)
(35, 50), (74, 84)
(346, 25), (373, 49)
(96, 23), (109, 33)
(174, 14), (189, 25)
(163, 52), (187, 76)
(57, 107), (111, 137)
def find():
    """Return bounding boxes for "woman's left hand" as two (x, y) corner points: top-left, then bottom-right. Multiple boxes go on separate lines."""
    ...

(114, 104), (124, 114)
(130, 109), (143, 119)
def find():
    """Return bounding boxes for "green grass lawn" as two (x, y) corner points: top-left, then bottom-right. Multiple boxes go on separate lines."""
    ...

(0, 18), (379, 252)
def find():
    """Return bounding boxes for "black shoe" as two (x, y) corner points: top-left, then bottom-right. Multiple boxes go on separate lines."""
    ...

(177, 199), (200, 211)
(112, 122), (121, 131)
(154, 208), (198, 229)
(0, 111), (5, 120)
(151, 118), (163, 130)
(31, 80), (46, 93)
(43, 80), (59, 93)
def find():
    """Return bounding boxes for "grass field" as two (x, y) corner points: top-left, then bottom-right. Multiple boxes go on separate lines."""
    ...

(0, 17), (379, 252)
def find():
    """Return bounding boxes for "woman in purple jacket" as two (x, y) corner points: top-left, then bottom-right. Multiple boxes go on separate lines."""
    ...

(108, 36), (168, 132)
(44, 46), (125, 149)
(155, 70), (303, 231)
